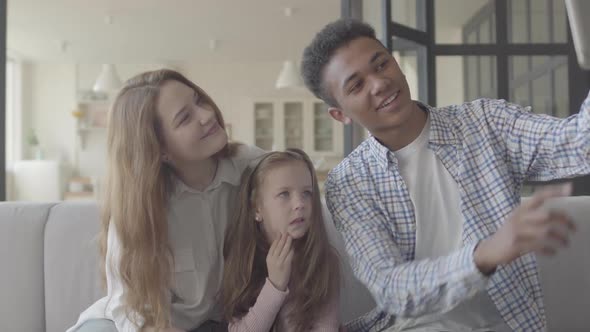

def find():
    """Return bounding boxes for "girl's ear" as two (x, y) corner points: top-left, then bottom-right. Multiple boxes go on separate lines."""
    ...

(162, 153), (175, 165)
(253, 202), (263, 222)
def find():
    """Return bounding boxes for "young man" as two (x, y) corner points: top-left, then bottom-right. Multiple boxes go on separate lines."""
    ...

(301, 19), (590, 332)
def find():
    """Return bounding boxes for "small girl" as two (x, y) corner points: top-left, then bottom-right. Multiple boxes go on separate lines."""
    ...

(222, 148), (341, 332)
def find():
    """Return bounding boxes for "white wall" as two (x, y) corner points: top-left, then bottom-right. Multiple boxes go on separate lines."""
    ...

(362, 0), (384, 41)
(20, 0), (483, 195)
(75, 63), (165, 181)
(361, 0), (480, 108)
(21, 63), (33, 159)
(394, 51), (420, 101)
(436, 56), (465, 106)
(181, 62), (316, 146)
(21, 61), (318, 190)
(28, 63), (77, 165)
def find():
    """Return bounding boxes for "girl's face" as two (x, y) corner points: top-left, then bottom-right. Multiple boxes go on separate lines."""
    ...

(156, 80), (227, 165)
(255, 161), (313, 243)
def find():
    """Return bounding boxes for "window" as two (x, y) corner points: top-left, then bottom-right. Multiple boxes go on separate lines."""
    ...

(345, 0), (590, 194)
(5, 58), (23, 164)
(5, 57), (23, 199)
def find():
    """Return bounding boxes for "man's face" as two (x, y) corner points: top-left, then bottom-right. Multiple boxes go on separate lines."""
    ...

(323, 37), (416, 137)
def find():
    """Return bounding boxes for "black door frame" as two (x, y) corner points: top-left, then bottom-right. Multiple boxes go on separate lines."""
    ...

(0, 0), (6, 201)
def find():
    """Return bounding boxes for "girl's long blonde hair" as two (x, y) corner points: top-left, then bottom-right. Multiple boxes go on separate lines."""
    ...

(222, 148), (340, 332)
(99, 69), (232, 330)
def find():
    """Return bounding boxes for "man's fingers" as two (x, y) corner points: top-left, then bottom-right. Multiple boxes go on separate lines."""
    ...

(523, 210), (552, 225)
(521, 205), (576, 232)
(538, 246), (558, 256)
(545, 223), (572, 247)
(516, 211), (574, 252)
(528, 182), (573, 210)
(526, 190), (557, 210)
(548, 211), (577, 231)
(528, 218), (574, 254)
(554, 182), (573, 196)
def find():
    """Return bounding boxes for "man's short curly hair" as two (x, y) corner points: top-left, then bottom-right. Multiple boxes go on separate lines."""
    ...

(301, 19), (382, 107)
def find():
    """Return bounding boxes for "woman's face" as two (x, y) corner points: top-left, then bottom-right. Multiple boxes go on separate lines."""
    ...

(156, 80), (228, 165)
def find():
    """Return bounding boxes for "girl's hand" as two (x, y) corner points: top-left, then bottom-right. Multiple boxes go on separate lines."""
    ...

(266, 233), (294, 291)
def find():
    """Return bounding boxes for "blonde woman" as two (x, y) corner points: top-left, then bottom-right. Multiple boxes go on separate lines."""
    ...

(67, 69), (263, 332)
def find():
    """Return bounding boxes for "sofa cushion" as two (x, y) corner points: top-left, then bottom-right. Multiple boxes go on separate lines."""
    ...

(0, 202), (55, 332)
(322, 205), (376, 320)
(45, 201), (376, 331)
(44, 201), (104, 332)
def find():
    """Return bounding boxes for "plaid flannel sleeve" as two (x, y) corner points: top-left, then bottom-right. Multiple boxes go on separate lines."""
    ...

(325, 175), (490, 320)
(484, 91), (590, 182)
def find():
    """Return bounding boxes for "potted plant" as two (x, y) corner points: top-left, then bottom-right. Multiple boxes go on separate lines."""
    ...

(26, 129), (42, 160)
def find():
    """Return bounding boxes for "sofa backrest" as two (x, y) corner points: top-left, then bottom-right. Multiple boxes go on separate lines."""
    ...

(44, 202), (375, 332)
(43, 202), (104, 332)
(0, 200), (374, 332)
(1, 197), (589, 332)
(0, 202), (55, 332)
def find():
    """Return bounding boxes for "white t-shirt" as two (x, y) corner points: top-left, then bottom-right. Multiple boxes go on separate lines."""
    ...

(393, 114), (510, 332)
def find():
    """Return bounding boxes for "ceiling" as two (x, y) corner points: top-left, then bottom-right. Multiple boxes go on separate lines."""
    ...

(10, 0), (546, 64)
(434, 0), (492, 28)
(7, 0), (340, 64)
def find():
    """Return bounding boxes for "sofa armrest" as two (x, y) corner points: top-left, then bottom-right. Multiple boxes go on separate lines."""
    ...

(0, 202), (56, 332)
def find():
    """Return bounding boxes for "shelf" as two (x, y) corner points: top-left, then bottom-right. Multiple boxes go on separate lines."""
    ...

(77, 99), (109, 106)
(253, 99), (340, 155)
(255, 138), (273, 151)
(77, 126), (106, 133)
(76, 89), (110, 104)
(64, 191), (95, 201)
(77, 126), (106, 149)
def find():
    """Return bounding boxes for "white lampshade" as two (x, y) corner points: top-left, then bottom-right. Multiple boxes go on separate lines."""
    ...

(93, 64), (122, 93)
(275, 60), (303, 89)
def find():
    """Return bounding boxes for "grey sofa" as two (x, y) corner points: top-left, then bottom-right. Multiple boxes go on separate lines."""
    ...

(1, 197), (589, 332)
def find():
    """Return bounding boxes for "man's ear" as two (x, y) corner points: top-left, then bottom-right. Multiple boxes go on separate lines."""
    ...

(328, 107), (352, 125)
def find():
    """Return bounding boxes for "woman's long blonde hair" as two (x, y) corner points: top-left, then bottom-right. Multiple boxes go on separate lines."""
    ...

(99, 69), (232, 330)
(222, 149), (340, 332)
